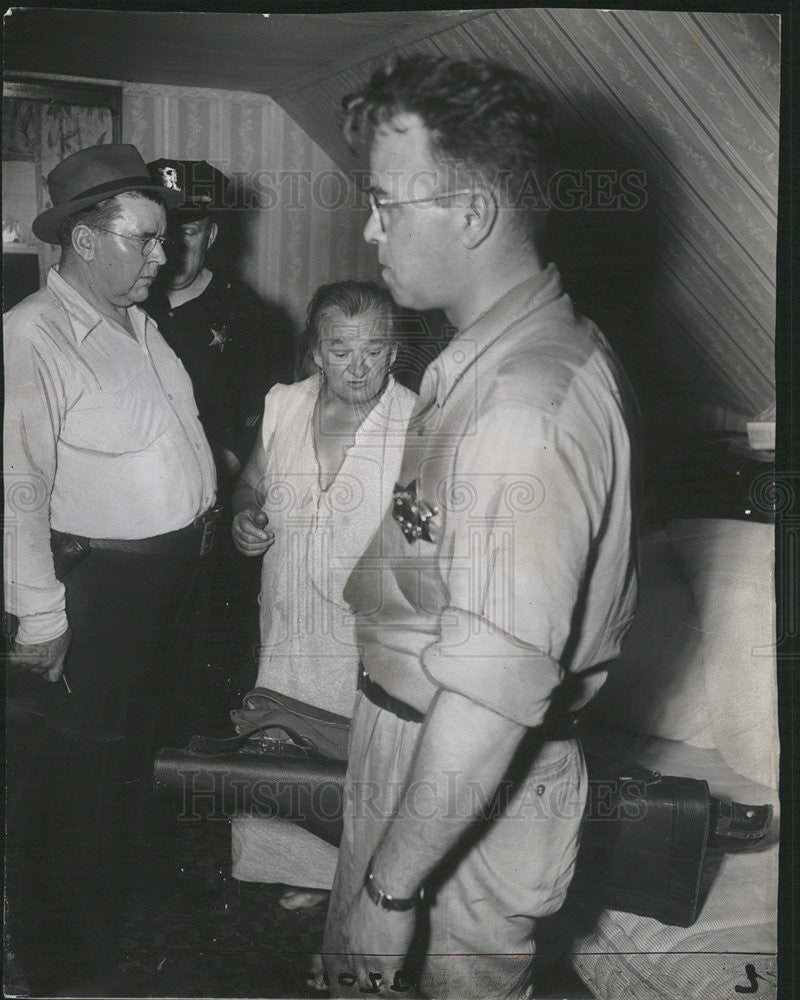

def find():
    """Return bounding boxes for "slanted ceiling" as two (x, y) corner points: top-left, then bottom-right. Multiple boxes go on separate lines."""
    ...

(4, 8), (778, 424)
(278, 9), (779, 426)
(2, 9), (485, 96)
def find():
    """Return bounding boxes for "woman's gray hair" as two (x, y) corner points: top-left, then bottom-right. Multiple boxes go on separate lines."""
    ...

(298, 280), (398, 377)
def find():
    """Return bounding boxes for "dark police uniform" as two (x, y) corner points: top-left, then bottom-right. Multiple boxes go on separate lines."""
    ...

(143, 158), (296, 731)
(144, 271), (294, 487)
(144, 274), (295, 732)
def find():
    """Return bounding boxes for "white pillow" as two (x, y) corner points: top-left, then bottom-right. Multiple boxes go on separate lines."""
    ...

(666, 518), (778, 788)
(590, 528), (715, 746)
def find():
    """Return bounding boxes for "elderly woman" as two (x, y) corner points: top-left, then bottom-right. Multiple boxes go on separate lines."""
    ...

(230, 281), (416, 911)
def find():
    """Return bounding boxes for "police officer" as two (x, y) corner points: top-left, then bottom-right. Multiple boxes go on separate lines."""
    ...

(145, 159), (296, 729)
(145, 159), (294, 494)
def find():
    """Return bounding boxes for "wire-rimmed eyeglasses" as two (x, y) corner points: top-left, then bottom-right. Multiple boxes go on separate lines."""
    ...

(93, 228), (169, 257)
(367, 188), (473, 233)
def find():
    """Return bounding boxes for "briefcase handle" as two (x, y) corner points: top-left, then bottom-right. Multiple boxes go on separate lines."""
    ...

(710, 798), (773, 845)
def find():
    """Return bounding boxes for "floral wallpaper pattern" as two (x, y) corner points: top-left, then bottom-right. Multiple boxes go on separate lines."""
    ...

(2, 100), (114, 275)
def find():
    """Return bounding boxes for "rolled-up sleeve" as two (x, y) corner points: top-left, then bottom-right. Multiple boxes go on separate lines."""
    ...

(421, 405), (598, 726)
(3, 321), (67, 644)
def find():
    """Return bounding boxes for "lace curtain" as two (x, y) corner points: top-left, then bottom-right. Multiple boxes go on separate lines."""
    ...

(3, 95), (115, 277)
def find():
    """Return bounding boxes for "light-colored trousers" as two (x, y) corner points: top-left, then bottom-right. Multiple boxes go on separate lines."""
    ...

(322, 693), (587, 999)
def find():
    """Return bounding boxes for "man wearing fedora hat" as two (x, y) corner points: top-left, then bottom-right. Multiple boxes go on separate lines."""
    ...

(4, 143), (218, 988)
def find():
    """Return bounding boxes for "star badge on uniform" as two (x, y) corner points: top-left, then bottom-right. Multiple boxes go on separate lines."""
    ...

(392, 480), (439, 544)
(209, 325), (229, 351)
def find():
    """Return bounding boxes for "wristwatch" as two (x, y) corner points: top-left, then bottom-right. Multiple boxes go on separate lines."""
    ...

(363, 856), (425, 911)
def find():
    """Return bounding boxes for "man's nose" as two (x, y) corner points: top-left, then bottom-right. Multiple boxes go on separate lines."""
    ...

(363, 209), (383, 245)
(150, 241), (168, 265)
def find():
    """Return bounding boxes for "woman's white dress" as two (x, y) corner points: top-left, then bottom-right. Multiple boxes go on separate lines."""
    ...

(231, 373), (416, 887)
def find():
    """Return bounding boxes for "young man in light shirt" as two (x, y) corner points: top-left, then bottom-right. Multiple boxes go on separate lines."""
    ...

(322, 55), (640, 999)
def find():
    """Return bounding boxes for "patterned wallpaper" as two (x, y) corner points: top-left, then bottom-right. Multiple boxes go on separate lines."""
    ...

(123, 82), (378, 332)
(278, 9), (780, 429)
(3, 99), (115, 281)
(9, 9), (779, 430)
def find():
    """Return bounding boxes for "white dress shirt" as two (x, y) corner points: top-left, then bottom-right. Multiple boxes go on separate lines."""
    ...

(4, 267), (216, 643)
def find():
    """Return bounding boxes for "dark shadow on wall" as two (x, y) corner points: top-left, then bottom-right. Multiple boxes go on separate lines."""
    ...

(542, 112), (772, 526)
(538, 111), (750, 513)
(542, 120), (663, 443)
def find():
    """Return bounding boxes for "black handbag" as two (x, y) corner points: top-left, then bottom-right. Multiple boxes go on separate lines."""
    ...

(152, 745), (772, 928)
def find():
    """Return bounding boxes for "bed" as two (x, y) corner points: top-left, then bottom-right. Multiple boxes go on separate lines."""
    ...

(561, 517), (779, 1000)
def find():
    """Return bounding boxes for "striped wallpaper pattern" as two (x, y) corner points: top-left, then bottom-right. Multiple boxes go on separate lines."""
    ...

(123, 81), (378, 332)
(277, 9), (779, 425)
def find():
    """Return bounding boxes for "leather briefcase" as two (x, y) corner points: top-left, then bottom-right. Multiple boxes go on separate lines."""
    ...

(153, 745), (346, 846)
(572, 758), (772, 926)
(152, 746), (772, 928)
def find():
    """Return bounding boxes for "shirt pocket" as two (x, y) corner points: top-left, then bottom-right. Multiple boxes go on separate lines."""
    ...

(159, 347), (202, 419)
(61, 371), (171, 455)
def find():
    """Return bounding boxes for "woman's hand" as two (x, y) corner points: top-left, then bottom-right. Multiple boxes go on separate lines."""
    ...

(232, 508), (275, 556)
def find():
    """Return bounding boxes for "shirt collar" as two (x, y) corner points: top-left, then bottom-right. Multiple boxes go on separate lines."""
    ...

(47, 266), (145, 344)
(418, 264), (562, 409)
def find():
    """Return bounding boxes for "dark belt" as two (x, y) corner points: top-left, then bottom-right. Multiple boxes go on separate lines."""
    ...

(358, 667), (425, 724)
(358, 666), (584, 739)
(90, 505), (221, 556)
(50, 505), (221, 578)
(534, 710), (584, 742)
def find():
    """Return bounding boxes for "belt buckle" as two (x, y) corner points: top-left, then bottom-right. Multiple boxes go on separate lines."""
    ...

(199, 520), (216, 556)
(197, 504), (221, 556)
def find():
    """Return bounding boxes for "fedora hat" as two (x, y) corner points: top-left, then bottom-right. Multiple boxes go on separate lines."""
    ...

(32, 143), (184, 245)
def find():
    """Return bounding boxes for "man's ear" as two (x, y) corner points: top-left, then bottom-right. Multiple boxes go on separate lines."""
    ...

(461, 190), (497, 249)
(71, 224), (96, 262)
(206, 221), (219, 250)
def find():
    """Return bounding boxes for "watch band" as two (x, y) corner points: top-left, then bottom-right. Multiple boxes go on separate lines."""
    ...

(363, 857), (424, 911)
